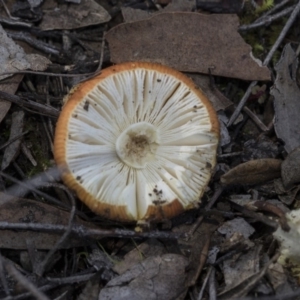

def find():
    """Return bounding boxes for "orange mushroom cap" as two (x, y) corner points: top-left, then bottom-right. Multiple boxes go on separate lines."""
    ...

(54, 62), (219, 222)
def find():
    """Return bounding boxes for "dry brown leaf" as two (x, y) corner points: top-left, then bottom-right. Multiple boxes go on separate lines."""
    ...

(1, 111), (24, 170)
(221, 159), (282, 186)
(106, 12), (270, 81)
(0, 194), (92, 250)
(99, 254), (188, 300)
(270, 44), (300, 153)
(39, 0), (111, 30)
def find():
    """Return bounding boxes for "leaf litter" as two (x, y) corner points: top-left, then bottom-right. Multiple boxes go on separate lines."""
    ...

(0, 0), (300, 299)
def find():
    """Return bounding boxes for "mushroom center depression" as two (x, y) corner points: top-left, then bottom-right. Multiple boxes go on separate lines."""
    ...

(115, 122), (158, 169)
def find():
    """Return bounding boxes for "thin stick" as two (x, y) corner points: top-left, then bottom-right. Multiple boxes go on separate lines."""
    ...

(0, 221), (184, 240)
(243, 106), (268, 131)
(239, 5), (295, 31)
(36, 188), (76, 276)
(1, 255), (50, 300)
(228, 1), (300, 127)
(0, 130), (29, 151)
(256, 0), (292, 21)
(0, 91), (59, 118)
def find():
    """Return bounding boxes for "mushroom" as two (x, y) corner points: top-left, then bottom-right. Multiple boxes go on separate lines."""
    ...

(54, 62), (219, 222)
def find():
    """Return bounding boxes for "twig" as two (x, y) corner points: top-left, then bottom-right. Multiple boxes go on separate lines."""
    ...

(0, 131), (29, 151)
(46, 273), (95, 284)
(7, 31), (60, 56)
(208, 267), (217, 300)
(256, 0), (293, 21)
(95, 25), (107, 73)
(0, 221), (184, 240)
(21, 142), (37, 166)
(197, 266), (213, 300)
(218, 151), (242, 158)
(36, 187), (76, 276)
(0, 256), (10, 297)
(239, 5), (295, 31)
(187, 186), (224, 237)
(0, 16), (32, 27)
(228, 0), (300, 127)
(0, 70), (96, 78)
(0, 0), (19, 20)
(1, 255), (50, 300)
(0, 168), (67, 209)
(243, 106), (269, 131)
(238, 289), (300, 300)
(0, 91), (59, 118)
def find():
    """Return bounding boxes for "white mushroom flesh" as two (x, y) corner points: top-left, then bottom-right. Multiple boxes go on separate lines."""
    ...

(66, 68), (218, 219)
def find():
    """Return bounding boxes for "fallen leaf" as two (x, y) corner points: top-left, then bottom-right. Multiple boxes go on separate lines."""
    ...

(281, 147), (300, 189)
(222, 247), (261, 294)
(163, 0), (195, 12)
(39, 0), (111, 30)
(218, 218), (255, 239)
(221, 159), (282, 186)
(122, 7), (152, 23)
(0, 24), (51, 80)
(99, 254), (188, 300)
(106, 13), (271, 80)
(0, 194), (93, 250)
(174, 217), (221, 293)
(0, 24), (50, 124)
(270, 44), (300, 153)
(113, 239), (167, 275)
(122, 0), (194, 23)
(1, 111), (24, 170)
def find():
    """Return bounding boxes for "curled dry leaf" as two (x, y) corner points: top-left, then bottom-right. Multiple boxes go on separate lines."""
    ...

(39, 0), (111, 30)
(221, 159), (282, 186)
(270, 44), (300, 153)
(106, 13), (270, 81)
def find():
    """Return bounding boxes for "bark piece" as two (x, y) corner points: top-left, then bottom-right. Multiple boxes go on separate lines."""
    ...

(106, 13), (271, 81)
(271, 44), (300, 153)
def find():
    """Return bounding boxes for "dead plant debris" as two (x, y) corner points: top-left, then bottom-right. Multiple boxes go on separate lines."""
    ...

(0, 0), (300, 299)
(106, 12), (271, 80)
